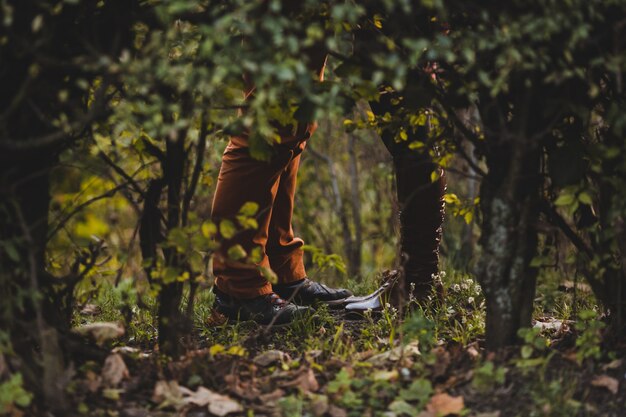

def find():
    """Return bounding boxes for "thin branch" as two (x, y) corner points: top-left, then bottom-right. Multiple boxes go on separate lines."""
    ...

(98, 151), (147, 199)
(539, 199), (593, 259)
(0, 83), (110, 151)
(454, 139), (487, 177)
(47, 181), (131, 241)
(182, 114), (209, 226)
(141, 136), (165, 162)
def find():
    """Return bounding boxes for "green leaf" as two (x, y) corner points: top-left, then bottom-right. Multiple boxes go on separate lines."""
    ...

(578, 191), (593, 205)
(219, 220), (237, 239)
(227, 244), (247, 261)
(249, 247), (263, 263)
(555, 193), (575, 206)
(399, 379), (432, 404)
(201, 221), (217, 238)
(2, 242), (20, 262)
(239, 202), (259, 217)
(388, 399), (417, 416)
(259, 266), (278, 284)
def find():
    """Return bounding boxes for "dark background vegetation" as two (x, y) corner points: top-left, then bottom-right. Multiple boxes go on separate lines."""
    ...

(1, 0), (625, 415)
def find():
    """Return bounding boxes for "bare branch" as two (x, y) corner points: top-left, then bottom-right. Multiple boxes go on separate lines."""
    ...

(47, 181), (131, 241)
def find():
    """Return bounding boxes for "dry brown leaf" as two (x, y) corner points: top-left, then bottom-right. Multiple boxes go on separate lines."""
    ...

(178, 385), (243, 416)
(533, 319), (566, 331)
(591, 375), (619, 394)
(426, 393), (465, 416)
(258, 388), (285, 404)
(466, 345), (480, 360)
(372, 369), (399, 382)
(328, 405), (348, 417)
(74, 322), (124, 345)
(80, 304), (101, 316)
(432, 347), (451, 378)
(367, 341), (420, 366)
(101, 353), (129, 387)
(602, 359), (623, 371)
(207, 394), (243, 416)
(310, 395), (329, 417)
(85, 370), (102, 393)
(281, 368), (319, 393)
(253, 350), (289, 367)
(152, 380), (184, 408)
(182, 386), (215, 406)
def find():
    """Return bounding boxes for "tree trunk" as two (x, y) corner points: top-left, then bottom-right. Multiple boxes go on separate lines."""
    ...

(369, 96), (446, 303)
(347, 134), (363, 278)
(0, 148), (68, 411)
(157, 135), (188, 358)
(476, 138), (541, 349)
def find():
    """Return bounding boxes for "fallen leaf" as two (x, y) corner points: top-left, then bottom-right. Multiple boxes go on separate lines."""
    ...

(372, 369), (399, 382)
(389, 399), (418, 416)
(178, 385), (243, 416)
(281, 368), (319, 393)
(74, 322), (124, 345)
(310, 395), (329, 417)
(559, 281), (591, 293)
(253, 350), (289, 367)
(466, 345), (480, 360)
(328, 405), (348, 417)
(112, 346), (141, 355)
(85, 370), (102, 393)
(102, 388), (122, 401)
(432, 347), (451, 378)
(367, 341), (420, 366)
(152, 380), (184, 409)
(182, 386), (215, 406)
(207, 394), (243, 416)
(533, 319), (566, 331)
(426, 393), (465, 416)
(258, 388), (285, 404)
(80, 304), (101, 316)
(591, 375), (619, 394)
(602, 359), (623, 371)
(101, 353), (129, 387)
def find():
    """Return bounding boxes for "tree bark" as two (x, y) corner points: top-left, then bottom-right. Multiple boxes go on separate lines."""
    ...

(0, 148), (68, 411)
(347, 134), (363, 278)
(476, 137), (541, 349)
(369, 97), (446, 303)
(157, 135), (188, 358)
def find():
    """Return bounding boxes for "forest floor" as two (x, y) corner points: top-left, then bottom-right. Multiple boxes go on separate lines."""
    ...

(15, 272), (626, 417)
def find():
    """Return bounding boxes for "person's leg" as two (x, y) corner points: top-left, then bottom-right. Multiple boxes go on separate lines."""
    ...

(266, 140), (353, 305)
(266, 140), (307, 285)
(211, 139), (297, 299)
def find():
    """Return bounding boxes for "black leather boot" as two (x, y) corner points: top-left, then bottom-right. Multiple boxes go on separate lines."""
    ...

(213, 287), (312, 325)
(273, 278), (352, 306)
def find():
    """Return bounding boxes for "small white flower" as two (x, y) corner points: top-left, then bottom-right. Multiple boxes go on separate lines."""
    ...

(452, 284), (460, 292)
(467, 297), (475, 304)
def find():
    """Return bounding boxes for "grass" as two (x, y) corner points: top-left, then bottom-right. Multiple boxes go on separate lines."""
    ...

(61, 265), (625, 417)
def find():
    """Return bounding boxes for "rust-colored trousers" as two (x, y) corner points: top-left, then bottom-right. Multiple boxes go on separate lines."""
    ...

(212, 126), (316, 299)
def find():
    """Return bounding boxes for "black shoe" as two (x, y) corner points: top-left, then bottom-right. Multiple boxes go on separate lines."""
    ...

(272, 278), (352, 306)
(213, 288), (311, 326)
